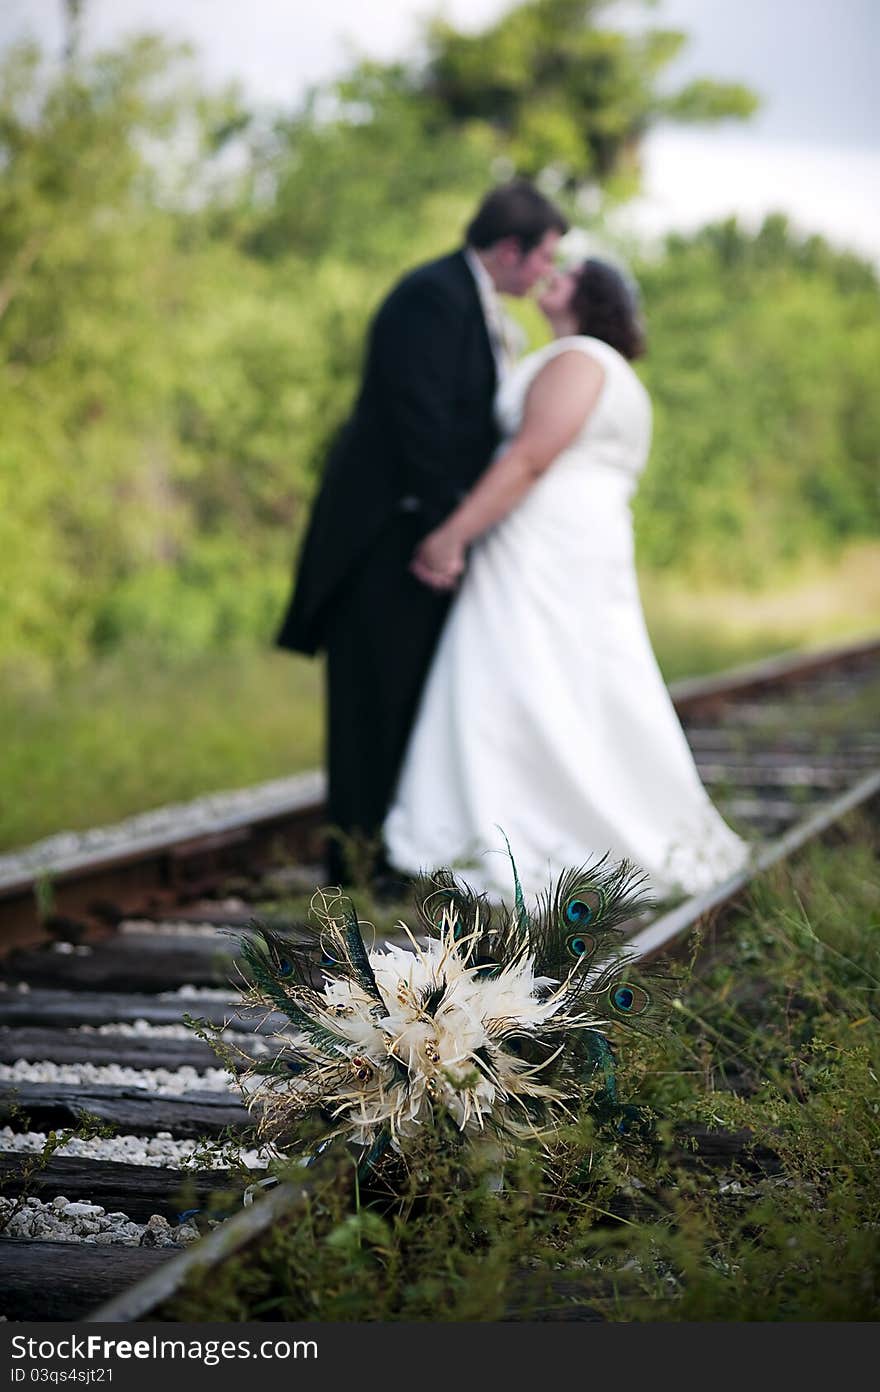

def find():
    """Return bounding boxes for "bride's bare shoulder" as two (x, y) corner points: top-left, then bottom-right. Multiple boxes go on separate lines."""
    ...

(518, 342), (606, 442)
(528, 339), (606, 398)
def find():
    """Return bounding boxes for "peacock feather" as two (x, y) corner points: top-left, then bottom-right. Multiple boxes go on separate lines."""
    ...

(219, 850), (673, 1179)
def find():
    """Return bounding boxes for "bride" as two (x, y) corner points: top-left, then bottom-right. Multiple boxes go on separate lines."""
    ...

(383, 257), (749, 902)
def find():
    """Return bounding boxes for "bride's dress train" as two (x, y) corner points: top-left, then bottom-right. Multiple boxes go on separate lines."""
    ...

(384, 334), (749, 903)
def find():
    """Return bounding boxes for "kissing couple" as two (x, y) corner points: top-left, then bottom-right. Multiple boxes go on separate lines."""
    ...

(276, 180), (747, 902)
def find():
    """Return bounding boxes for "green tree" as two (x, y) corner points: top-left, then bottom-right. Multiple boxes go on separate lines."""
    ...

(422, 0), (757, 194)
(244, 62), (492, 266)
(248, 0), (758, 265)
(0, 37), (249, 668)
(1, 22), (874, 677)
(633, 216), (880, 581)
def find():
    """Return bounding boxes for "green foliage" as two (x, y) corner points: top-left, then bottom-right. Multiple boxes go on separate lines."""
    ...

(245, 68), (492, 265)
(634, 216), (880, 582)
(165, 1140), (538, 1322)
(0, 38), (261, 669)
(423, 0), (757, 189)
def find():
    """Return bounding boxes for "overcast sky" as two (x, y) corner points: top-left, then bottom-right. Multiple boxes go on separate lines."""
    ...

(2, 0), (878, 257)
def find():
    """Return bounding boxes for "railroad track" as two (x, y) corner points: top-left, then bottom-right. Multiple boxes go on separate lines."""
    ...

(0, 634), (877, 1322)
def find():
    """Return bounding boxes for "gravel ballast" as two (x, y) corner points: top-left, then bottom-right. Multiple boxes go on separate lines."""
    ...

(0, 1195), (203, 1246)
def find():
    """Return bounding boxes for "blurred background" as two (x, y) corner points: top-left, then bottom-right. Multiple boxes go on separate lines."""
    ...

(1, 0), (878, 851)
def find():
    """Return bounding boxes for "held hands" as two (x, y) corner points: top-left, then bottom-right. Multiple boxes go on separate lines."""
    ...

(410, 526), (467, 592)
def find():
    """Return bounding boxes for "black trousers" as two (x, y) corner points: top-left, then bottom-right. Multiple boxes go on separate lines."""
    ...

(323, 515), (452, 882)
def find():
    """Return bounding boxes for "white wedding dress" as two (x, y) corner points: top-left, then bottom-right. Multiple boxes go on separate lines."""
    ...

(383, 334), (749, 902)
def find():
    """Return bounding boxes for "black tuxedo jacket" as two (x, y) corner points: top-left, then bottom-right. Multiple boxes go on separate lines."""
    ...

(276, 249), (499, 654)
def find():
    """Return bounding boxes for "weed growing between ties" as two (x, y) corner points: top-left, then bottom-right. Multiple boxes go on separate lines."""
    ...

(165, 819), (879, 1322)
(0, 1110), (117, 1234)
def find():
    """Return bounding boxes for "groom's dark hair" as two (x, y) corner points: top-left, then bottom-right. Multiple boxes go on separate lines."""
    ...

(466, 180), (568, 252)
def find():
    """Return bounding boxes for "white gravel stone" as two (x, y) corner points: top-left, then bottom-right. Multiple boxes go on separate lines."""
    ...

(87, 1021), (252, 1043)
(0, 1126), (269, 1170)
(0, 1061), (237, 1093)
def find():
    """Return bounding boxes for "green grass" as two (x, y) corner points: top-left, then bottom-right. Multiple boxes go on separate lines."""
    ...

(643, 540), (880, 682)
(0, 644), (321, 852)
(1, 543), (878, 852)
(163, 818), (880, 1322)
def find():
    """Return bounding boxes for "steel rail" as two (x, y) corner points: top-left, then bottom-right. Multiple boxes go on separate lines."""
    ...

(629, 767), (880, 962)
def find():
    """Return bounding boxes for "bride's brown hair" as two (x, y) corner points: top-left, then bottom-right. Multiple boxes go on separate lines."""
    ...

(570, 259), (646, 360)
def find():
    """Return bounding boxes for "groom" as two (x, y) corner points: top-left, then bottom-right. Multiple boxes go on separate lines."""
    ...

(276, 180), (567, 882)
